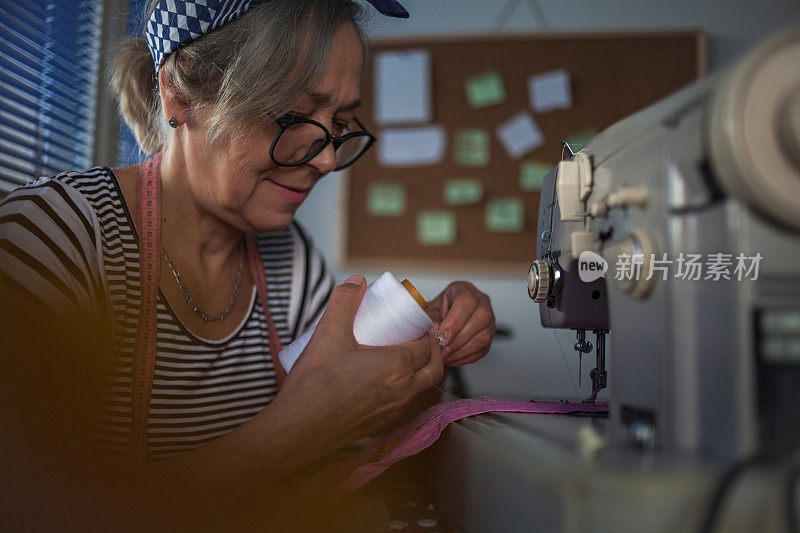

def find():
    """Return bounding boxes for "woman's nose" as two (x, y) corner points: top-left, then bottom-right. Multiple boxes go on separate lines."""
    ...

(309, 141), (337, 174)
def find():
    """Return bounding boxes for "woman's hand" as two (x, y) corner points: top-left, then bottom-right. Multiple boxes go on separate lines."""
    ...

(112, 276), (441, 526)
(270, 275), (444, 462)
(426, 281), (495, 367)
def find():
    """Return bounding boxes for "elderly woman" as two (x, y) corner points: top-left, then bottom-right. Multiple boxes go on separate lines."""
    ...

(0, 0), (494, 524)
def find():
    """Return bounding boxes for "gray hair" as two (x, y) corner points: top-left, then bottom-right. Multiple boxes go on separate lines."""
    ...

(110, 0), (369, 154)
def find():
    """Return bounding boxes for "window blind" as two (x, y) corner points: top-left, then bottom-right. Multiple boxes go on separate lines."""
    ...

(0, 0), (104, 197)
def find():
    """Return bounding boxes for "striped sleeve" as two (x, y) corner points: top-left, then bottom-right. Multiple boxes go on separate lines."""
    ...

(292, 222), (334, 335)
(0, 176), (107, 319)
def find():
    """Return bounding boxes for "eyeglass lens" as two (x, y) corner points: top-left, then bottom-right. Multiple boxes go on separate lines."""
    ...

(272, 120), (371, 169)
(334, 135), (372, 168)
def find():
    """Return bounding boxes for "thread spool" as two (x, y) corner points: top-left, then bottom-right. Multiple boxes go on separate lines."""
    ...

(278, 271), (434, 372)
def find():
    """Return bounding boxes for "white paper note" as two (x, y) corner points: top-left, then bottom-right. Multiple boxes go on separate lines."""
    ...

(378, 126), (447, 167)
(374, 49), (432, 125)
(495, 112), (545, 159)
(529, 69), (572, 113)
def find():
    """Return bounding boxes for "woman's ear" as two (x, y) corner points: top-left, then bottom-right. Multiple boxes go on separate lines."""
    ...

(157, 68), (188, 127)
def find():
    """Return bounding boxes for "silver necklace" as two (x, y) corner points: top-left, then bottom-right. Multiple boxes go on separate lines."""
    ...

(160, 241), (244, 322)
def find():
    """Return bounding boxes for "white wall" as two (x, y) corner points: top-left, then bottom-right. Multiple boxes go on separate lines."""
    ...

(295, 0), (800, 399)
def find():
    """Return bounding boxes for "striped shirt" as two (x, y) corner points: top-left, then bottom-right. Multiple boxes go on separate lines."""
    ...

(0, 167), (333, 464)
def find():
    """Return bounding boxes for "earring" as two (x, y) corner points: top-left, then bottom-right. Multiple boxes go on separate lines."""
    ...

(168, 117), (178, 128)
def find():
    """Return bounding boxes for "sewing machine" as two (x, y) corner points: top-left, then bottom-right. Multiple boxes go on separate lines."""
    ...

(528, 26), (800, 461)
(424, 27), (800, 532)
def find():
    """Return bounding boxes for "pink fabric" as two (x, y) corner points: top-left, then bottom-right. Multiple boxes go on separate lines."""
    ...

(309, 398), (609, 497)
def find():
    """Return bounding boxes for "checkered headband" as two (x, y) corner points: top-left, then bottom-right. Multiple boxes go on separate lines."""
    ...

(145, 0), (409, 70)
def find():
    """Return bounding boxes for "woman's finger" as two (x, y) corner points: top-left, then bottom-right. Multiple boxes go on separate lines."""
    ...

(446, 344), (490, 367)
(441, 301), (494, 358)
(438, 291), (479, 346)
(301, 276), (366, 365)
(314, 275), (366, 341)
(446, 347), (490, 367)
(412, 331), (444, 390)
(381, 332), (433, 373)
(425, 291), (450, 329)
(444, 324), (495, 365)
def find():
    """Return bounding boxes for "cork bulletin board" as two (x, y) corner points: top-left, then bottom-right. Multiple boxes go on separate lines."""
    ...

(344, 31), (705, 272)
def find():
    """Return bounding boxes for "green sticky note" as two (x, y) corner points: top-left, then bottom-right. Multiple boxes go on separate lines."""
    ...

(519, 160), (551, 192)
(486, 197), (525, 233)
(444, 178), (484, 206)
(417, 210), (457, 246)
(566, 130), (597, 150)
(454, 129), (490, 166)
(465, 71), (506, 109)
(367, 183), (406, 216)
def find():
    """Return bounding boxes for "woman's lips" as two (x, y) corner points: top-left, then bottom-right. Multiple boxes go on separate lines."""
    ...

(266, 179), (310, 204)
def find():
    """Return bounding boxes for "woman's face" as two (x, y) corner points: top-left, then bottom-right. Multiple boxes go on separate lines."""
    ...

(179, 22), (364, 234)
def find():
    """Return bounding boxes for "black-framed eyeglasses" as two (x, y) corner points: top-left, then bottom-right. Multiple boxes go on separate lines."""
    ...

(269, 115), (376, 171)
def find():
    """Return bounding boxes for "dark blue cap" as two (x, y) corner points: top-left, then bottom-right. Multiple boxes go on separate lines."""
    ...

(365, 0), (409, 18)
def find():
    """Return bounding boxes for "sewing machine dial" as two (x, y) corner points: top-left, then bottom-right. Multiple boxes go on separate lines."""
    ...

(614, 229), (658, 299)
(528, 259), (551, 302)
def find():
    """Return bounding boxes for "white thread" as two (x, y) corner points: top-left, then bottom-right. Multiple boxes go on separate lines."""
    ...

(278, 271), (435, 372)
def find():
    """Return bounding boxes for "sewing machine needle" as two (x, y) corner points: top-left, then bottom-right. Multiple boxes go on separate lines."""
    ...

(579, 354), (582, 387)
